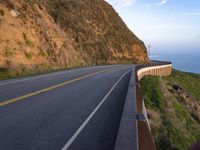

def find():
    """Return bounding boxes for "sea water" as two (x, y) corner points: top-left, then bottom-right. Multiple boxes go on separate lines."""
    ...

(150, 52), (200, 74)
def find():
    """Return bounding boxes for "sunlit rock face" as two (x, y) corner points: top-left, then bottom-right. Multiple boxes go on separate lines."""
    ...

(0, 0), (148, 71)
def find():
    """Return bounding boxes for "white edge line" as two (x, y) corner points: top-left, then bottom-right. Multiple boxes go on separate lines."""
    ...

(61, 69), (131, 150)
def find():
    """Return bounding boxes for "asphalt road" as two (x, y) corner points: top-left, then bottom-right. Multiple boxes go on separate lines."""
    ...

(0, 65), (134, 150)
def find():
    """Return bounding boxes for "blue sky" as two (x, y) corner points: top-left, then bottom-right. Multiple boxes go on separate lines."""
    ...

(105, 0), (200, 54)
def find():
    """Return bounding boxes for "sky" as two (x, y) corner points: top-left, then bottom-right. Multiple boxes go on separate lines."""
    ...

(105, 0), (200, 54)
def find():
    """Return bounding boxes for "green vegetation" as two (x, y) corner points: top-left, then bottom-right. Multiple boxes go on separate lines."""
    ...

(140, 76), (163, 109)
(0, 67), (18, 79)
(24, 51), (34, 60)
(140, 70), (200, 150)
(0, 62), (91, 80)
(25, 39), (34, 47)
(23, 33), (34, 47)
(0, 66), (55, 80)
(165, 70), (200, 101)
(0, 66), (46, 80)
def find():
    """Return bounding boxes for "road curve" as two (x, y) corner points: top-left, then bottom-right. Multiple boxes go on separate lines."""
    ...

(0, 65), (134, 150)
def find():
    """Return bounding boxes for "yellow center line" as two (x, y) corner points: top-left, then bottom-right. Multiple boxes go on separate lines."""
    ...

(0, 68), (112, 107)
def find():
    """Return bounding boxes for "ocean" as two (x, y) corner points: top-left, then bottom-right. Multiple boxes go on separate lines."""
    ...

(150, 52), (200, 74)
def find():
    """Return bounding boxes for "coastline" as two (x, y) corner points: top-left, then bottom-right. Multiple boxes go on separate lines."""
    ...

(150, 52), (200, 74)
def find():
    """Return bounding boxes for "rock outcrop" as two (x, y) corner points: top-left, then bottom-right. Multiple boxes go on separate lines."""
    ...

(0, 0), (148, 72)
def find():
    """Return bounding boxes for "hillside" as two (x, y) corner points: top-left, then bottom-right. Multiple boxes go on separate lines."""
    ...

(140, 70), (200, 150)
(0, 0), (148, 79)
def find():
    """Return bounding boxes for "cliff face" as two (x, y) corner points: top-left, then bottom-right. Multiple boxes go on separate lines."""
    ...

(0, 0), (148, 71)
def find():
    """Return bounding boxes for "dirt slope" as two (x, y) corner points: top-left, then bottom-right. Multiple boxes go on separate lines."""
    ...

(0, 0), (148, 72)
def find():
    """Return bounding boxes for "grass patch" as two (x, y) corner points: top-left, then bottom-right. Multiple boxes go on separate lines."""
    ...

(140, 76), (163, 110)
(0, 67), (18, 79)
(0, 67), (9, 72)
(0, 62), (91, 81)
(25, 51), (33, 60)
(23, 33), (34, 47)
(25, 39), (34, 47)
(140, 73), (200, 150)
(164, 70), (200, 101)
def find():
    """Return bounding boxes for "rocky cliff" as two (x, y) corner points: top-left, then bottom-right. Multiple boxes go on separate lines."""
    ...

(0, 0), (148, 72)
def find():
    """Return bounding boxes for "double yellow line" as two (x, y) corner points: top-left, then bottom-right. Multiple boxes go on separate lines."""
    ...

(0, 69), (112, 107)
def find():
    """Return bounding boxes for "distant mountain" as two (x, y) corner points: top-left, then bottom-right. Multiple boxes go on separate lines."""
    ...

(0, 0), (148, 72)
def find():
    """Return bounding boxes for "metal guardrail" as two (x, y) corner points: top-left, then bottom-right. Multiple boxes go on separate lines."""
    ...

(114, 68), (138, 150)
(135, 61), (172, 150)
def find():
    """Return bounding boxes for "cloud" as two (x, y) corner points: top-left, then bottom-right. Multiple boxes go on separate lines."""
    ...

(156, 0), (168, 6)
(106, 0), (137, 7)
(144, 0), (168, 8)
(119, 0), (136, 6)
(183, 10), (200, 16)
